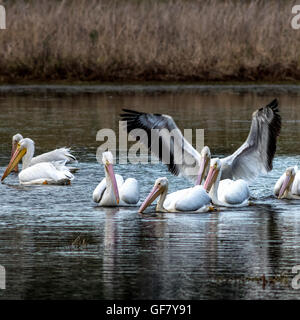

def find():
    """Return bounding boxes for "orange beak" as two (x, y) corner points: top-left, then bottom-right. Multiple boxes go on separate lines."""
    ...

(278, 174), (292, 199)
(196, 155), (209, 185)
(1, 144), (26, 182)
(203, 165), (219, 192)
(138, 185), (162, 213)
(11, 141), (19, 173)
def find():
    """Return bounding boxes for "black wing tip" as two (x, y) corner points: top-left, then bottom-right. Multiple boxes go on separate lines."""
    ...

(266, 98), (281, 171)
(266, 98), (279, 114)
(269, 98), (281, 134)
(121, 108), (144, 114)
(260, 98), (281, 132)
(167, 163), (180, 176)
(120, 108), (163, 118)
(258, 98), (279, 114)
(120, 108), (179, 176)
(120, 108), (144, 119)
(266, 98), (278, 107)
(252, 98), (281, 172)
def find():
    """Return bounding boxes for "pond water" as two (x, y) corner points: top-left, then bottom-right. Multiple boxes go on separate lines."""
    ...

(0, 84), (300, 299)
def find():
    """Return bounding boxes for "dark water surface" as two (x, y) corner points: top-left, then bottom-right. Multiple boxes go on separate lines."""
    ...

(0, 84), (300, 299)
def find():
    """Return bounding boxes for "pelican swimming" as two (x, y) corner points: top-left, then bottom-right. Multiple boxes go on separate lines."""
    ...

(11, 133), (77, 173)
(203, 158), (250, 207)
(274, 166), (300, 199)
(138, 177), (213, 213)
(93, 151), (140, 206)
(121, 99), (281, 185)
(1, 138), (74, 185)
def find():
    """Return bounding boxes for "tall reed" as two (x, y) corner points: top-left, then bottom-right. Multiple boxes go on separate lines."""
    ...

(0, 0), (299, 82)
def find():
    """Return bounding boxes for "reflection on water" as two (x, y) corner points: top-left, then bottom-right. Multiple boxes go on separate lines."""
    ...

(0, 85), (300, 299)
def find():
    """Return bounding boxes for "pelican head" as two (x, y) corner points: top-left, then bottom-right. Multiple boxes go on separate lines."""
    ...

(196, 146), (211, 185)
(11, 134), (23, 173)
(102, 151), (114, 166)
(2, 138), (34, 182)
(102, 151), (119, 204)
(278, 167), (296, 199)
(138, 177), (168, 213)
(203, 158), (221, 192)
(12, 133), (23, 145)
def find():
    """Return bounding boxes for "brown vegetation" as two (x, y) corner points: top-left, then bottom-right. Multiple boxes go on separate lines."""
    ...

(0, 0), (300, 83)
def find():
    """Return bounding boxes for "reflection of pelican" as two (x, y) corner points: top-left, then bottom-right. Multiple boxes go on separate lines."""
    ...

(139, 177), (212, 213)
(93, 151), (140, 207)
(274, 166), (300, 199)
(102, 209), (117, 299)
(1, 138), (74, 185)
(11, 133), (77, 173)
(121, 99), (281, 184)
(204, 158), (250, 207)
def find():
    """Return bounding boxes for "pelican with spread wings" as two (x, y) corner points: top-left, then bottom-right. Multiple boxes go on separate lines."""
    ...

(120, 99), (281, 184)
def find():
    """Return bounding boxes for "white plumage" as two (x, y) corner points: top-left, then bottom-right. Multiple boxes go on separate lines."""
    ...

(274, 166), (300, 199)
(2, 138), (74, 185)
(139, 177), (212, 213)
(30, 148), (76, 165)
(12, 134), (77, 172)
(18, 161), (73, 185)
(93, 151), (140, 207)
(204, 158), (250, 207)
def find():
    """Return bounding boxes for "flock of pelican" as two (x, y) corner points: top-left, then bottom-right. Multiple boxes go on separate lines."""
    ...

(1, 98), (299, 213)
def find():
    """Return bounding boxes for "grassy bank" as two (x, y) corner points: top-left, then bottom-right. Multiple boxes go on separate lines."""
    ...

(0, 0), (300, 83)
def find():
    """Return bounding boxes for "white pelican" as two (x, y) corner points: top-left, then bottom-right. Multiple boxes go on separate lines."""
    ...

(121, 99), (281, 184)
(1, 138), (74, 185)
(11, 133), (77, 173)
(274, 166), (300, 199)
(138, 177), (213, 213)
(203, 158), (250, 207)
(93, 151), (140, 207)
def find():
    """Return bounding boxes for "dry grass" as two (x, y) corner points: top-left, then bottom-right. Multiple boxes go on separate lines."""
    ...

(0, 0), (300, 82)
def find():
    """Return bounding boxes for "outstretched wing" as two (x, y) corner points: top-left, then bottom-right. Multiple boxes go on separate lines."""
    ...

(220, 99), (281, 181)
(120, 109), (201, 181)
